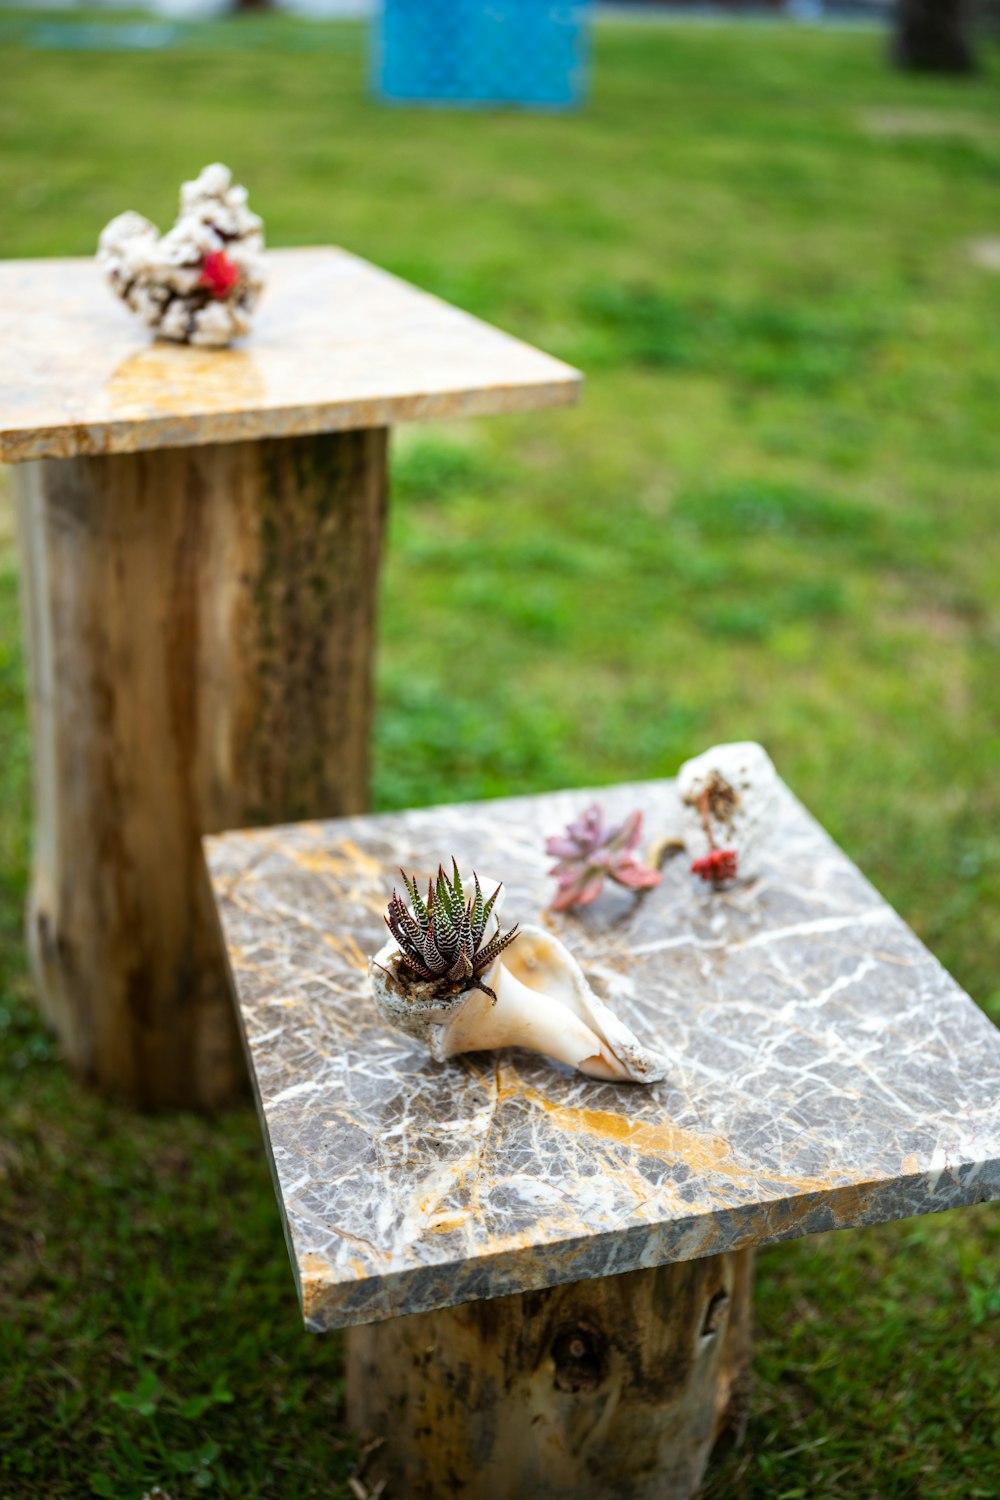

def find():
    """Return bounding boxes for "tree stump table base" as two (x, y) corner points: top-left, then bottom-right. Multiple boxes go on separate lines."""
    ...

(348, 1251), (753, 1500)
(13, 429), (386, 1108)
(204, 779), (1000, 1496)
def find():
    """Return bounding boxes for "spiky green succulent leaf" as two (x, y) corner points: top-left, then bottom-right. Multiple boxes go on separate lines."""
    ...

(471, 874), (486, 943)
(431, 889), (461, 950)
(434, 864), (462, 929)
(472, 925), (520, 972)
(402, 871), (431, 929)
(385, 860), (518, 993)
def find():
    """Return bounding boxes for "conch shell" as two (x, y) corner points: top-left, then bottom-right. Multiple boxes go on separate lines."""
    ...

(370, 884), (667, 1085)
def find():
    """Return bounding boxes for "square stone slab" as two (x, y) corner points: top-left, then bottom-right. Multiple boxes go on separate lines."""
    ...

(205, 779), (1000, 1331)
(0, 247), (580, 461)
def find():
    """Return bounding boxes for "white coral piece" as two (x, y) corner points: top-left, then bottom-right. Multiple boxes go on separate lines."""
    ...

(370, 882), (667, 1085)
(97, 163), (266, 348)
(677, 741), (781, 883)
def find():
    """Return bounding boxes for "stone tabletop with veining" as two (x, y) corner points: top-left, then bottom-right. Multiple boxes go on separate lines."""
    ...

(0, 247), (580, 461)
(205, 780), (1000, 1331)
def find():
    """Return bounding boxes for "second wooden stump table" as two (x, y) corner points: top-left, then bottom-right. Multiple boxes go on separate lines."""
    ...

(205, 776), (1000, 1499)
(0, 247), (579, 1108)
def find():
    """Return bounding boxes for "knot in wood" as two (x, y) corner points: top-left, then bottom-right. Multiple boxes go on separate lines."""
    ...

(550, 1323), (606, 1394)
(701, 1289), (730, 1337)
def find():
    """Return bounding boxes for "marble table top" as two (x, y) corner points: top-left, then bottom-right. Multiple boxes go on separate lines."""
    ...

(0, 247), (579, 462)
(205, 779), (1000, 1331)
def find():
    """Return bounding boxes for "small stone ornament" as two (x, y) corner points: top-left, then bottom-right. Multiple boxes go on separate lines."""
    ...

(370, 861), (668, 1084)
(677, 741), (781, 886)
(97, 163), (266, 348)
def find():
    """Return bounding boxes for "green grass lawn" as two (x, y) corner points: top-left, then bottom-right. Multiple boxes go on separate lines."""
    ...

(2, 13), (1000, 1497)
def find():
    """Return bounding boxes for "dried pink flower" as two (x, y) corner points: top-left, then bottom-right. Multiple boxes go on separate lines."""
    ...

(545, 804), (661, 912)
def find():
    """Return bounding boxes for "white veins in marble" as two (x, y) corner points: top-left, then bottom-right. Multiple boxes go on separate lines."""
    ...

(97, 163), (266, 347)
(677, 741), (781, 883)
(204, 779), (1000, 1331)
(370, 882), (668, 1084)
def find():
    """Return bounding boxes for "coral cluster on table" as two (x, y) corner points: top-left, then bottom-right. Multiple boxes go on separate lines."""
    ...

(97, 162), (266, 348)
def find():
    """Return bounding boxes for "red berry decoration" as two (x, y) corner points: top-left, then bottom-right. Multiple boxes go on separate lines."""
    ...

(690, 848), (739, 884)
(199, 250), (240, 300)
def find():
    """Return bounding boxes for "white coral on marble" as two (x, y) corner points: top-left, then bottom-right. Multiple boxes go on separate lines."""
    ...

(97, 163), (266, 348)
(677, 741), (781, 885)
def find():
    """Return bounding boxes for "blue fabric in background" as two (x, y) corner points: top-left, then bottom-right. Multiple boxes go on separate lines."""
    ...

(374, 0), (591, 109)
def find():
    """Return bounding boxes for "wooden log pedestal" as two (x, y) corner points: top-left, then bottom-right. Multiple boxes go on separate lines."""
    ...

(347, 1250), (754, 1500)
(12, 431), (386, 1109)
(204, 780), (1000, 1500)
(0, 248), (579, 1109)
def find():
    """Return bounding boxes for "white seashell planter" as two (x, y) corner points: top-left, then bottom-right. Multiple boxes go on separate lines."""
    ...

(370, 878), (667, 1084)
(97, 162), (266, 348)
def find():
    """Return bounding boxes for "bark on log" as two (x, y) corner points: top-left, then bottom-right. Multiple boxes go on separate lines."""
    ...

(13, 429), (387, 1109)
(892, 0), (978, 74)
(346, 1249), (754, 1500)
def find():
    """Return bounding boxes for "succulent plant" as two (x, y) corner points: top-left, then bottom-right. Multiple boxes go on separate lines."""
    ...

(545, 804), (661, 912)
(690, 847), (739, 883)
(384, 860), (519, 1001)
(687, 775), (740, 885)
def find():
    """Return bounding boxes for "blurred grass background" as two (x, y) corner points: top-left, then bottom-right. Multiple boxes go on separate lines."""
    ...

(1, 12), (999, 1497)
